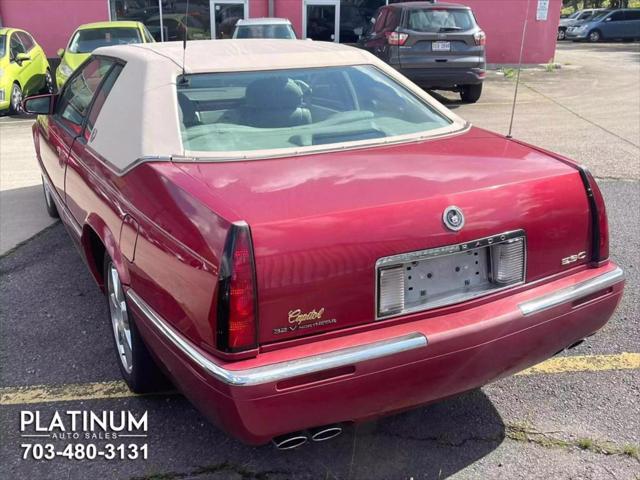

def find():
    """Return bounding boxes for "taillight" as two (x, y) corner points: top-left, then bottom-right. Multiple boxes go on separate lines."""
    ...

(473, 30), (486, 46)
(583, 169), (609, 264)
(386, 31), (409, 46)
(216, 221), (258, 352)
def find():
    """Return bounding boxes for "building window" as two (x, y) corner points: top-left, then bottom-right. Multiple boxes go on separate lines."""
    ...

(110, 0), (212, 41)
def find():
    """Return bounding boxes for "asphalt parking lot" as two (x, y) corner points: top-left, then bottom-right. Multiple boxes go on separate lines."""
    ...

(1, 42), (639, 479)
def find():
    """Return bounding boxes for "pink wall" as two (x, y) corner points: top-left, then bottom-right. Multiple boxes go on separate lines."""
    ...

(0, 0), (560, 64)
(463, 0), (562, 64)
(276, 0), (561, 64)
(0, 0), (110, 57)
(275, 0), (303, 37)
(250, 0), (269, 18)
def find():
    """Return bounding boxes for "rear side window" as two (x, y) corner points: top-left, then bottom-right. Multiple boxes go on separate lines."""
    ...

(16, 32), (35, 51)
(406, 8), (475, 32)
(56, 57), (115, 133)
(609, 11), (625, 21)
(9, 33), (25, 58)
(625, 10), (640, 20)
(84, 63), (124, 142)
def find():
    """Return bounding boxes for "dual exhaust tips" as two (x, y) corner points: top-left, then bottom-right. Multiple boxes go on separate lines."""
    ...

(272, 424), (343, 450)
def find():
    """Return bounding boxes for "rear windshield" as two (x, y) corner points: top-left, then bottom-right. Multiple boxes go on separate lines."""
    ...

(69, 28), (141, 53)
(235, 25), (296, 39)
(406, 9), (475, 32)
(0, 35), (5, 57)
(177, 65), (452, 154)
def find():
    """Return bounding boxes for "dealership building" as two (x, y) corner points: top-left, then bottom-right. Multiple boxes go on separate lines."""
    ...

(1, 0), (560, 64)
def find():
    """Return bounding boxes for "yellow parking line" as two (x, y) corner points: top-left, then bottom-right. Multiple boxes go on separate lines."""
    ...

(0, 381), (147, 406)
(517, 352), (640, 376)
(1, 353), (639, 406)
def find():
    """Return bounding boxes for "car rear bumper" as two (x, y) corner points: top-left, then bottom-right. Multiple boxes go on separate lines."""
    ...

(393, 66), (485, 88)
(128, 263), (624, 445)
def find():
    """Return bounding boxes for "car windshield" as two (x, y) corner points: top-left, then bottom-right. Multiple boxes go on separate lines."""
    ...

(68, 28), (141, 53)
(406, 8), (475, 32)
(568, 11), (582, 19)
(177, 65), (452, 154)
(235, 25), (295, 39)
(0, 35), (6, 57)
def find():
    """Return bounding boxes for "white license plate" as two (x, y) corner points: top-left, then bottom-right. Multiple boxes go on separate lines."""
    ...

(432, 41), (451, 52)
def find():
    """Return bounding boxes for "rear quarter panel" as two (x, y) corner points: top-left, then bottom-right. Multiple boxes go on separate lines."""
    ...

(64, 145), (230, 353)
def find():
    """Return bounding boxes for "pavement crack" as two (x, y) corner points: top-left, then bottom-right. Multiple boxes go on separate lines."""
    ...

(129, 462), (291, 480)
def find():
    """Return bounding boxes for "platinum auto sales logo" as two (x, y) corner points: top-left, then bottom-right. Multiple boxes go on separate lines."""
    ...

(20, 409), (149, 461)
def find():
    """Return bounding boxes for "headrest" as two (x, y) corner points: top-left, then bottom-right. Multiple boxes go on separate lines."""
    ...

(244, 77), (305, 109)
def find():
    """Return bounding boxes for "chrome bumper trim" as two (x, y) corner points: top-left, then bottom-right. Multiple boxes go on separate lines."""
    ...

(126, 290), (428, 387)
(518, 267), (624, 316)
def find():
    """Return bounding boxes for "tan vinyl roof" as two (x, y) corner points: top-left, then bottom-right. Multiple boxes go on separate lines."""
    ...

(88, 40), (467, 172)
(94, 39), (378, 74)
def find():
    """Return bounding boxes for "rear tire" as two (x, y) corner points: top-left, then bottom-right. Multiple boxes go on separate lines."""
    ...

(460, 83), (482, 103)
(42, 177), (59, 218)
(9, 83), (22, 114)
(588, 30), (601, 42)
(104, 255), (169, 393)
(42, 69), (54, 94)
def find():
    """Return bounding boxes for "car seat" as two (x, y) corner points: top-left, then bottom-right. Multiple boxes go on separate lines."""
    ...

(240, 77), (312, 128)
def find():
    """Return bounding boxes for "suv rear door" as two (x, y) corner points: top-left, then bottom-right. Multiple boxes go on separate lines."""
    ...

(397, 6), (483, 72)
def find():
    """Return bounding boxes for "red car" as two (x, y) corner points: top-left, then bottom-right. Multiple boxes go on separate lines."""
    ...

(25, 40), (624, 449)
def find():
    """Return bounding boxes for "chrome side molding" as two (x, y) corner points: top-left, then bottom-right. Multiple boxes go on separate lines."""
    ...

(126, 289), (428, 387)
(518, 267), (624, 316)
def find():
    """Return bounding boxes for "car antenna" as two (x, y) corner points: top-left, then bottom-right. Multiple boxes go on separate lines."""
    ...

(179, 0), (190, 84)
(506, 0), (531, 139)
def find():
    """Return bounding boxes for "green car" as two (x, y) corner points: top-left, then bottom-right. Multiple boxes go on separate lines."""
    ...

(0, 28), (53, 114)
(56, 21), (154, 88)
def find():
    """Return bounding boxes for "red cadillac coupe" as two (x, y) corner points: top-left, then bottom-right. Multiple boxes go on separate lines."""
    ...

(25, 40), (624, 449)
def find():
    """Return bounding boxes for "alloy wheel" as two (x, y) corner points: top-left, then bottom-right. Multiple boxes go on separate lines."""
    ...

(107, 262), (133, 373)
(11, 84), (22, 113)
(45, 70), (54, 94)
(589, 31), (600, 42)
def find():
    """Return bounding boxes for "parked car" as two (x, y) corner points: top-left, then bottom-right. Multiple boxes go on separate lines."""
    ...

(56, 21), (154, 89)
(557, 9), (608, 40)
(359, 1), (486, 103)
(233, 18), (297, 39)
(566, 9), (640, 42)
(0, 28), (52, 114)
(25, 40), (624, 448)
(146, 13), (209, 41)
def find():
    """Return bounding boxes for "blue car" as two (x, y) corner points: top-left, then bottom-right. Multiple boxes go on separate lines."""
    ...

(565, 9), (640, 42)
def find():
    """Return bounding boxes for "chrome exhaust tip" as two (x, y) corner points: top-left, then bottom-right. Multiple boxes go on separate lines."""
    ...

(309, 424), (343, 442)
(272, 432), (308, 450)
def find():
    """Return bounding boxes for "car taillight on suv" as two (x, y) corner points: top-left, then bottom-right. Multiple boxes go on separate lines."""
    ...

(386, 31), (409, 46)
(216, 221), (258, 353)
(473, 30), (486, 46)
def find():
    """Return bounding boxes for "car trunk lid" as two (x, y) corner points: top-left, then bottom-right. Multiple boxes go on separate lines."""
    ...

(175, 128), (591, 346)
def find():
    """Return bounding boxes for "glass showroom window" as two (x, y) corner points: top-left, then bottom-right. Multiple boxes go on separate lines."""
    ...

(110, 0), (212, 41)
